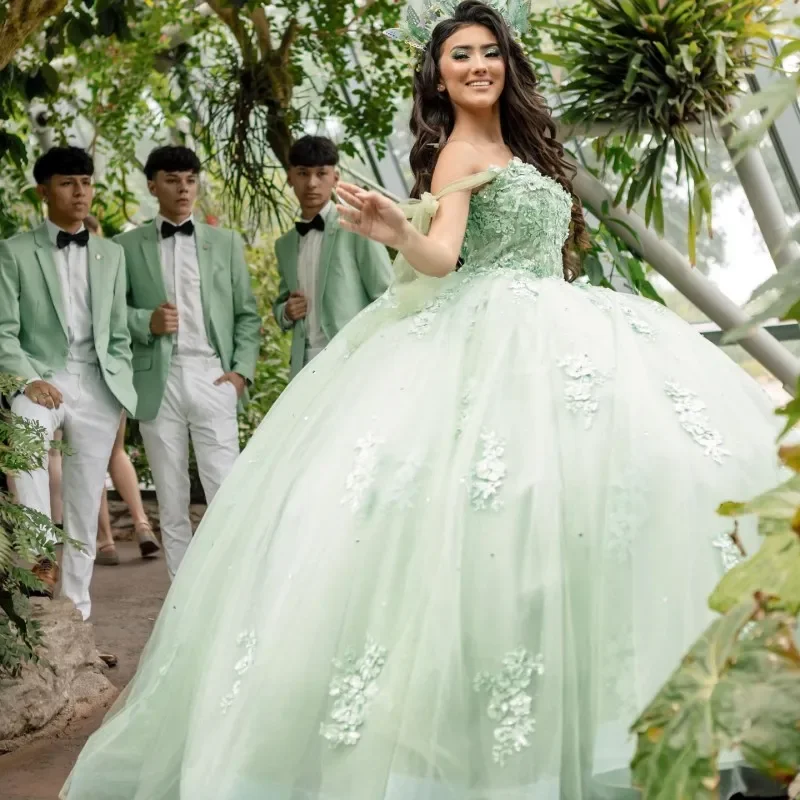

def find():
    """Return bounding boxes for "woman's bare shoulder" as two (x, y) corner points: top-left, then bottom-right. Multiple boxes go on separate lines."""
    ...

(430, 141), (486, 194)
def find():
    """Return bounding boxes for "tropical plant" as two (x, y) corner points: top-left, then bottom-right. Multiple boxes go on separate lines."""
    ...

(532, 0), (782, 263)
(630, 427), (800, 798)
(580, 208), (665, 301)
(237, 238), (291, 447)
(629, 156), (800, 800)
(1, 0), (410, 233)
(725, 17), (800, 152)
(0, 373), (72, 678)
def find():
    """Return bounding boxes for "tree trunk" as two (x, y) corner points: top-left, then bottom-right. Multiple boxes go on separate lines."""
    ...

(0, 0), (68, 71)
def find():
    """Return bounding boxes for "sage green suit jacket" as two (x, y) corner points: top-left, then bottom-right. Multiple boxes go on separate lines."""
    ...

(115, 221), (261, 422)
(0, 223), (136, 415)
(273, 207), (393, 378)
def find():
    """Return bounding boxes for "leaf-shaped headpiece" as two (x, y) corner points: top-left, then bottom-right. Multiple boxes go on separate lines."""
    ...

(385, 0), (531, 51)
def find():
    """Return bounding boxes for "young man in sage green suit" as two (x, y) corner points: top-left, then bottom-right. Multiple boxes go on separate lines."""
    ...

(273, 136), (393, 379)
(0, 147), (135, 620)
(116, 146), (261, 580)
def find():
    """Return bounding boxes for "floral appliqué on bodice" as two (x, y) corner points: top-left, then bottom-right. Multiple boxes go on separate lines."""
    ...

(460, 157), (573, 279)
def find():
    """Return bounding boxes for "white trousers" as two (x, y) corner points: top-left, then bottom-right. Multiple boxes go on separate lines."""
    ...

(139, 356), (239, 580)
(12, 362), (121, 620)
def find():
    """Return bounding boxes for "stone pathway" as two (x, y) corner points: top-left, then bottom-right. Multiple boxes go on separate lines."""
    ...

(0, 501), (203, 799)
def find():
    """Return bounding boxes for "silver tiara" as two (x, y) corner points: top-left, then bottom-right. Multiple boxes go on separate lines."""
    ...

(385, 1), (531, 52)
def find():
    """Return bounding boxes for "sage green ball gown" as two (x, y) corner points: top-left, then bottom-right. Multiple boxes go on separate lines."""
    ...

(62, 159), (783, 799)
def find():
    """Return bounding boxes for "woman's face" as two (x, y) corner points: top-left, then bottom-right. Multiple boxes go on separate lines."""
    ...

(437, 24), (506, 113)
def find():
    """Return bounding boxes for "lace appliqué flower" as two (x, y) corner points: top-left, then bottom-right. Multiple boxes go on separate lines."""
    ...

(664, 381), (730, 464)
(220, 630), (257, 715)
(408, 288), (458, 336)
(320, 638), (387, 747)
(559, 354), (609, 429)
(474, 649), (544, 766)
(576, 285), (656, 338)
(342, 433), (384, 512)
(468, 430), (507, 511)
(620, 304), (655, 339)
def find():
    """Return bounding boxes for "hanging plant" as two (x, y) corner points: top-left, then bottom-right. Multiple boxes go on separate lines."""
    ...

(534, 0), (781, 264)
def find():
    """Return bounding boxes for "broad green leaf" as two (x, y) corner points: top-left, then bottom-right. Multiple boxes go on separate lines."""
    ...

(624, 53), (644, 94)
(632, 601), (800, 796)
(717, 473), (800, 522)
(582, 253), (606, 285)
(709, 525), (800, 613)
(530, 51), (569, 67)
(678, 43), (694, 72)
(653, 181), (665, 236)
(777, 38), (800, 63)
(777, 390), (800, 441)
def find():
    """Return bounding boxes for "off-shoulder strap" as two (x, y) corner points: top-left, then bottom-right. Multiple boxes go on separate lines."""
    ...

(342, 169), (500, 353)
(393, 169), (500, 283)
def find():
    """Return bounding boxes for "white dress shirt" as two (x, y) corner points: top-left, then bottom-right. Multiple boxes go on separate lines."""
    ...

(46, 219), (97, 364)
(156, 214), (216, 360)
(295, 201), (333, 360)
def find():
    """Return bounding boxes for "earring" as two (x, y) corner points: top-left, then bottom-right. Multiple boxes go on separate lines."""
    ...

(437, 85), (445, 93)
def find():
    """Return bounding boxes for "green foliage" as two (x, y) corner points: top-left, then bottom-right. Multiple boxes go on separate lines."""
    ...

(631, 598), (800, 797)
(237, 239), (290, 446)
(632, 290), (800, 794)
(2, 0), (409, 234)
(581, 205), (665, 302)
(777, 377), (800, 439)
(725, 18), (800, 150)
(193, 0), (408, 229)
(722, 221), (800, 344)
(0, 373), (72, 678)
(710, 448), (800, 616)
(532, 0), (781, 263)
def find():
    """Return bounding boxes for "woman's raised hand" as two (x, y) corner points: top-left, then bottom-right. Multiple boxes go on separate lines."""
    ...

(336, 183), (410, 249)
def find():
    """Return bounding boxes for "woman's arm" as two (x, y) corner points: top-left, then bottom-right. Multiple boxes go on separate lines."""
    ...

(337, 142), (483, 279)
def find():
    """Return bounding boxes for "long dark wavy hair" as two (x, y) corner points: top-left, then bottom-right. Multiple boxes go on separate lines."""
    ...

(409, 0), (587, 281)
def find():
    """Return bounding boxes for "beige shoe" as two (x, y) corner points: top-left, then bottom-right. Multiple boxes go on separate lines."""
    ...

(95, 544), (120, 566)
(135, 522), (160, 559)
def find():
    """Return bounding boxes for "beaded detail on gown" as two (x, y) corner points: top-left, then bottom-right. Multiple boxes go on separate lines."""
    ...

(62, 158), (782, 800)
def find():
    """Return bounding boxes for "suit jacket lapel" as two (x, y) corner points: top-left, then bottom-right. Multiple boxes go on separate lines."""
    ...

(284, 230), (300, 292)
(140, 221), (168, 301)
(317, 209), (338, 306)
(194, 223), (214, 337)
(33, 224), (68, 338)
(87, 236), (111, 334)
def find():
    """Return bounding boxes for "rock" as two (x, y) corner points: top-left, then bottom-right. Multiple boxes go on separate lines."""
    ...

(0, 598), (116, 753)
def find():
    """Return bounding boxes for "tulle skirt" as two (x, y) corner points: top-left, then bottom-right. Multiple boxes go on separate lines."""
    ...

(62, 270), (784, 799)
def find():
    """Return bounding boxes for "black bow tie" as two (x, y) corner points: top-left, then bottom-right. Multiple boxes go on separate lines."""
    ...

(56, 229), (89, 249)
(295, 215), (325, 237)
(161, 220), (195, 239)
